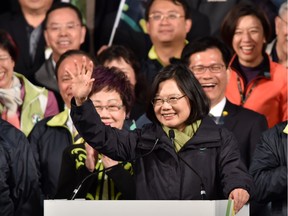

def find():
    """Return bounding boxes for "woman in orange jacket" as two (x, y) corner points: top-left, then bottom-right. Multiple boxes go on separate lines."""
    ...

(221, 2), (287, 128)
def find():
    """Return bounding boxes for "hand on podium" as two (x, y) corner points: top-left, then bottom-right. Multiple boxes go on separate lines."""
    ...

(229, 188), (250, 214)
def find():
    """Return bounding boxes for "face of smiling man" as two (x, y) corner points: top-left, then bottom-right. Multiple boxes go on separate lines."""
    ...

(146, 0), (191, 46)
(44, 7), (86, 62)
(188, 48), (229, 108)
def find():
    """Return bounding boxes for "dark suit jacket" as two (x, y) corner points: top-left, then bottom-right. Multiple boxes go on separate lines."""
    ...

(222, 100), (268, 168)
(0, 11), (46, 83)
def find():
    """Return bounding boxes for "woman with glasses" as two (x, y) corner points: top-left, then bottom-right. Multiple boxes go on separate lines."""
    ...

(69, 62), (253, 213)
(56, 65), (135, 200)
(221, 2), (287, 128)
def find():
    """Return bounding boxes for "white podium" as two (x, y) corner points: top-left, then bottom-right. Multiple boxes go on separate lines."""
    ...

(44, 200), (249, 216)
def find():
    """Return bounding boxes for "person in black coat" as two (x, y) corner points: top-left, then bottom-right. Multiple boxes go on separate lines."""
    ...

(56, 64), (136, 200)
(249, 121), (287, 216)
(0, 119), (42, 216)
(181, 36), (268, 168)
(69, 61), (254, 213)
(28, 50), (96, 200)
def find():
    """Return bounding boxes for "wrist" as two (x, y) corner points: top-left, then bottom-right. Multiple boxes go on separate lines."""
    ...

(75, 96), (88, 106)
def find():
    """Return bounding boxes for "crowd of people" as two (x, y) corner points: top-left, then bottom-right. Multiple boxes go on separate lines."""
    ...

(0, 1), (286, 216)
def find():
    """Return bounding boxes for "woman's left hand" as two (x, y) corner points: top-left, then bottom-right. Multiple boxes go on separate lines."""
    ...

(229, 188), (250, 213)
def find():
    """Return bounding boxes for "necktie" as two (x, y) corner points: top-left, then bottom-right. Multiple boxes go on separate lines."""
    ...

(209, 114), (223, 125)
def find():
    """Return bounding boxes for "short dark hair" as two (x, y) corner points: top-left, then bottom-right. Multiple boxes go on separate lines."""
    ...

(146, 63), (210, 124)
(97, 45), (148, 102)
(0, 29), (19, 62)
(0, 29), (18, 62)
(89, 66), (135, 114)
(55, 49), (97, 79)
(97, 45), (140, 78)
(43, 2), (84, 29)
(145, 0), (191, 20)
(181, 36), (231, 67)
(221, 2), (271, 50)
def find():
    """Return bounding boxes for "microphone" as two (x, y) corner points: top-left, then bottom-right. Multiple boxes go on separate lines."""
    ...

(169, 129), (175, 144)
(168, 129), (206, 200)
(69, 167), (108, 200)
(70, 137), (159, 200)
(70, 137), (160, 200)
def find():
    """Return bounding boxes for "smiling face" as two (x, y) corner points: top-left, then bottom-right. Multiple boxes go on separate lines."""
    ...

(146, 0), (191, 45)
(188, 48), (229, 108)
(104, 58), (136, 87)
(232, 15), (266, 67)
(0, 48), (15, 89)
(90, 89), (126, 129)
(153, 79), (190, 131)
(44, 7), (86, 62)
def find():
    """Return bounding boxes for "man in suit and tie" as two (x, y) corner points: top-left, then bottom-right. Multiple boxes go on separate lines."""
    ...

(181, 36), (268, 168)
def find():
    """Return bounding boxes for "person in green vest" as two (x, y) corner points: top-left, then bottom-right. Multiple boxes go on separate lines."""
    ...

(0, 29), (59, 136)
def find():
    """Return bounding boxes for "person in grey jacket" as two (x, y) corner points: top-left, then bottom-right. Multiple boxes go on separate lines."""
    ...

(70, 62), (254, 213)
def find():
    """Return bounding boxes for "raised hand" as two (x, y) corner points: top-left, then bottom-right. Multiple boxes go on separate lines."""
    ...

(66, 56), (94, 106)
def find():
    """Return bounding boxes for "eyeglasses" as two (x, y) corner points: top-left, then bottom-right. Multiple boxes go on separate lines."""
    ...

(94, 104), (124, 112)
(149, 12), (185, 22)
(152, 95), (186, 106)
(190, 64), (226, 75)
(46, 23), (81, 33)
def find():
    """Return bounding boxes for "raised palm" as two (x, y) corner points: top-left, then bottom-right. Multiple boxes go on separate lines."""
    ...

(66, 56), (94, 105)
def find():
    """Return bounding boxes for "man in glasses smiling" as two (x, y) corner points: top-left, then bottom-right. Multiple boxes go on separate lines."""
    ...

(142, 0), (192, 84)
(181, 36), (268, 169)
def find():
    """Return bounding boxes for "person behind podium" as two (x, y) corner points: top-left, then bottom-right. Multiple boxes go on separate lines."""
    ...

(70, 62), (254, 213)
(56, 65), (135, 200)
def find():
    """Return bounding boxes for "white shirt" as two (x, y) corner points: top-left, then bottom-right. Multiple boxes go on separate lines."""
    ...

(209, 97), (226, 117)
